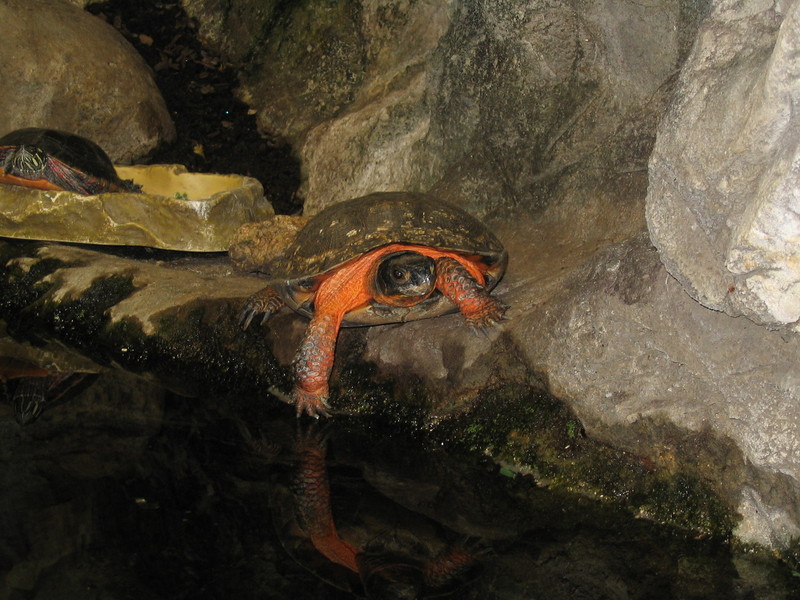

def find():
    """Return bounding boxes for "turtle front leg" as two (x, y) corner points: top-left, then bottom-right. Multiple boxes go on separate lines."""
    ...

(292, 423), (360, 571)
(435, 257), (507, 326)
(239, 286), (286, 329)
(293, 313), (341, 418)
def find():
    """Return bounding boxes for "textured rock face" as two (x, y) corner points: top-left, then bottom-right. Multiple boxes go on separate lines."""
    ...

(0, 0), (174, 162)
(228, 214), (309, 272)
(184, 0), (696, 217)
(533, 236), (800, 549)
(646, 0), (800, 331)
(301, 0), (689, 216)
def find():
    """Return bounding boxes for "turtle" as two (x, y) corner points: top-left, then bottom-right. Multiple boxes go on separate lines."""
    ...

(239, 191), (508, 418)
(268, 423), (483, 599)
(0, 357), (97, 425)
(0, 128), (141, 195)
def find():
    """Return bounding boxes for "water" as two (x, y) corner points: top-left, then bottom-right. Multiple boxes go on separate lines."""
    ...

(1, 366), (798, 599)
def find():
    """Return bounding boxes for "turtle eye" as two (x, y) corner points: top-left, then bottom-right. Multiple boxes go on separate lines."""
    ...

(392, 268), (409, 282)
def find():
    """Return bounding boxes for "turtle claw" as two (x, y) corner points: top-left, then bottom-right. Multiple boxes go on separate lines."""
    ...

(238, 306), (257, 330)
(267, 385), (332, 418)
(239, 287), (286, 330)
(465, 299), (508, 329)
(294, 387), (332, 419)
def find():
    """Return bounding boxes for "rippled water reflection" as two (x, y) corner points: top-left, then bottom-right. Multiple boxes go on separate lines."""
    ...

(1, 368), (798, 599)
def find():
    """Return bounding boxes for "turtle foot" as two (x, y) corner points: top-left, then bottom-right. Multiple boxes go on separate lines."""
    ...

(465, 297), (508, 328)
(435, 257), (507, 328)
(293, 387), (332, 419)
(239, 287), (285, 329)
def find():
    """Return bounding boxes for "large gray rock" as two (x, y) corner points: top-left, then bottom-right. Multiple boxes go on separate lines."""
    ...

(300, 0), (690, 216)
(0, 0), (174, 162)
(366, 200), (800, 549)
(647, 0), (800, 331)
(185, 0), (700, 217)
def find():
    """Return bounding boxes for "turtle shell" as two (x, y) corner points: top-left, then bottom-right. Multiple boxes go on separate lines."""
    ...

(269, 192), (508, 326)
(0, 128), (140, 194)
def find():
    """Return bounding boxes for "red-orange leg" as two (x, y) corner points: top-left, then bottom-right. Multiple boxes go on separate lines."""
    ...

(293, 312), (341, 418)
(423, 545), (481, 590)
(435, 257), (506, 326)
(292, 426), (360, 572)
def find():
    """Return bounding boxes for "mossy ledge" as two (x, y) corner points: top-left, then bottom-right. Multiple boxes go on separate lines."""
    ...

(0, 240), (286, 403)
(0, 239), (768, 552)
(332, 360), (738, 541)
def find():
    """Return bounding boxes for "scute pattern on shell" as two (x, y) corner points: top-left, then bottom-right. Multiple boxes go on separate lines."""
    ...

(271, 192), (505, 280)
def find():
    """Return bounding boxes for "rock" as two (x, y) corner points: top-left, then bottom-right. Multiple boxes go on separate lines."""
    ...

(5, 0), (800, 554)
(646, 0), (800, 331)
(0, 0), (174, 162)
(0, 164), (270, 252)
(183, 0), (699, 217)
(365, 189), (800, 549)
(229, 215), (310, 272)
(533, 235), (800, 548)
(185, 0), (365, 145)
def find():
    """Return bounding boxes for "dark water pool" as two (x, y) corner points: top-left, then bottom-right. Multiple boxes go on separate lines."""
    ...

(1, 367), (798, 600)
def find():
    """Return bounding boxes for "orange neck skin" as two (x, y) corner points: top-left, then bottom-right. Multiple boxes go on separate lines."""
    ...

(313, 243), (486, 322)
(0, 172), (63, 191)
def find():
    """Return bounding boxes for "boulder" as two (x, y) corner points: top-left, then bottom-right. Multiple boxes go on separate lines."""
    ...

(0, 0), (174, 162)
(647, 0), (800, 331)
(183, 0), (699, 217)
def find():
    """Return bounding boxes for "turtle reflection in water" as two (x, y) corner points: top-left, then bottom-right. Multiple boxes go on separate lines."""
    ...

(0, 357), (97, 425)
(240, 192), (508, 417)
(265, 424), (483, 599)
(0, 127), (141, 195)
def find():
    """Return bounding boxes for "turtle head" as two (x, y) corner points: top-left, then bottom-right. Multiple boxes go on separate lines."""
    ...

(373, 251), (436, 308)
(6, 145), (48, 179)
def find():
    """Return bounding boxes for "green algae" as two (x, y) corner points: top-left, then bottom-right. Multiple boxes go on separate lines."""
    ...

(329, 365), (737, 540)
(0, 243), (64, 320)
(426, 382), (735, 538)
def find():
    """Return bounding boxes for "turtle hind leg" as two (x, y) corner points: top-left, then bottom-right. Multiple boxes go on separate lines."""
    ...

(239, 286), (286, 329)
(435, 257), (507, 327)
(45, 155), (98, 194)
